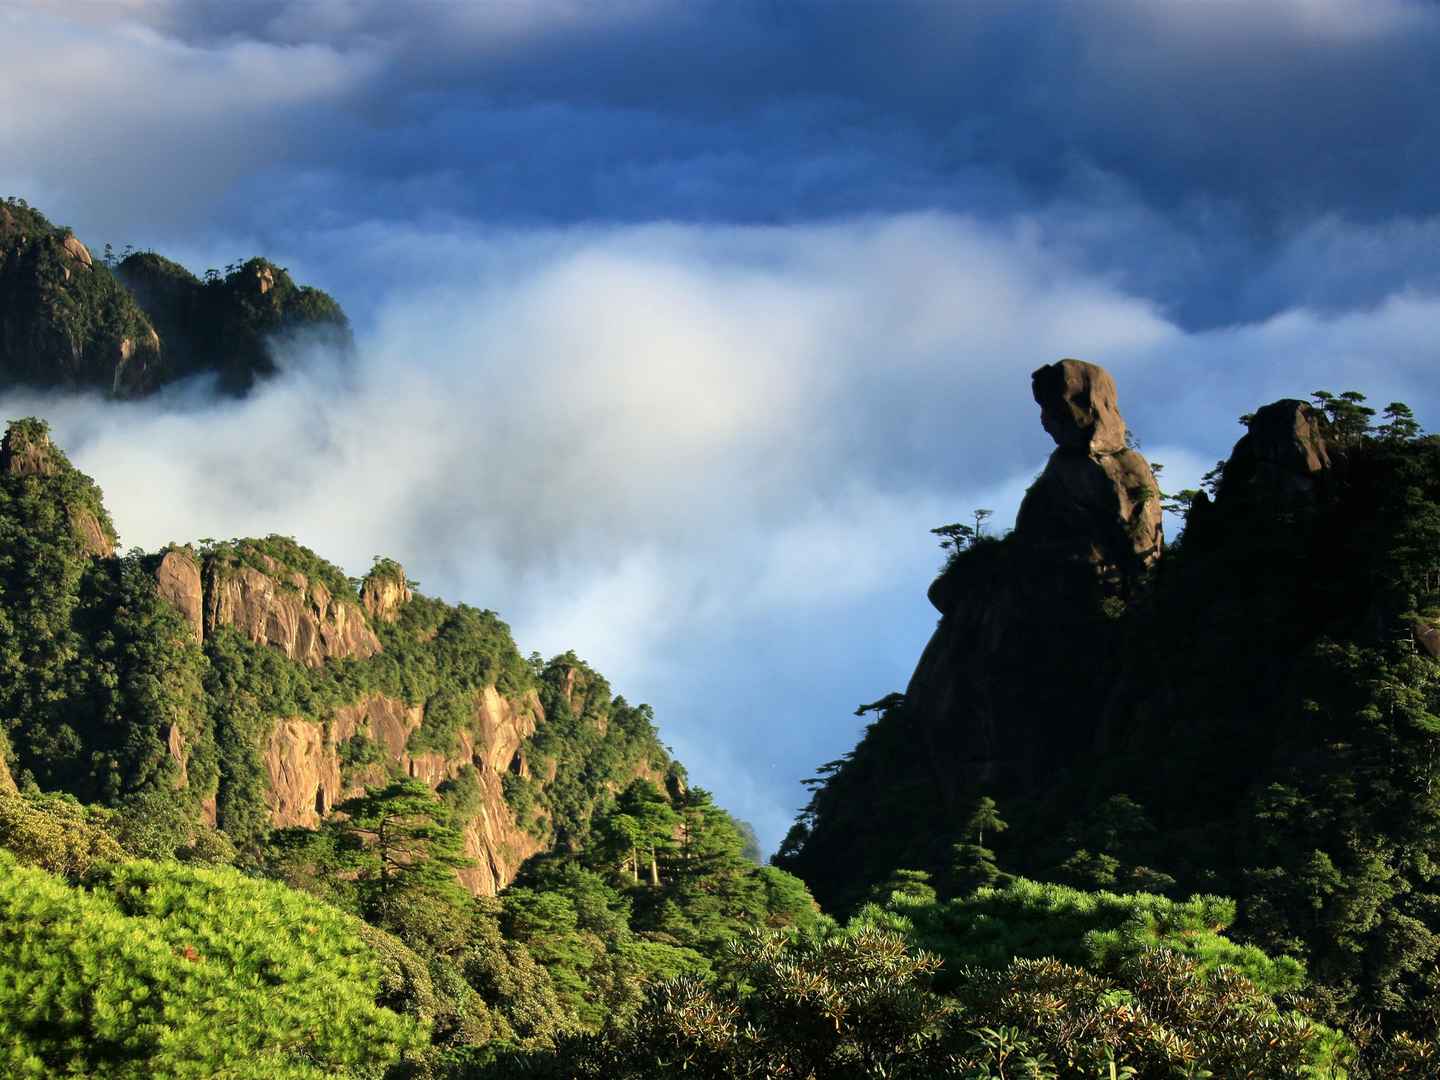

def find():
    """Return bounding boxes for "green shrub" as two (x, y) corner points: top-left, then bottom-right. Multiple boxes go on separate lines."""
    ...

(0, 851), (424, 1078)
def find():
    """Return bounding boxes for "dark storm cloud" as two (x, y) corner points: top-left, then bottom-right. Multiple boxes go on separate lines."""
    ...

(12, 1), (1440, 328)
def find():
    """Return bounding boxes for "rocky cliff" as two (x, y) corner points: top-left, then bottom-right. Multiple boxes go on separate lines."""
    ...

(781, 359), (1166, 906)
(203, 548), (380, 667)
(0, 200), (166, 395)
(115, 252), (352, 396)
(0, 414), (664, 898)
(262, 687), (548, 895)
(781, 358), (1440, 937)
(138, 540), (672, 896)
(135, 544), (556, 893)
(913, 360), (1162, 792)
(0, 199), (349, 398)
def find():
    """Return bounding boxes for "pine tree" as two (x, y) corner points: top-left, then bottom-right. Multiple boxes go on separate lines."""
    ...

(332, 779), (472, 944)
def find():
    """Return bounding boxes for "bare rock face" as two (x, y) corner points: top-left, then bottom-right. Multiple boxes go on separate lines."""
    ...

(204, 558), (380, 667)
(1015, 359), (1163, 582)
(61, 232), (93, 268)
(155, 549), (204, 642)
(360, 564), (413, 623)
(1219, 399), (1332, 507)
(69, 509), (116, 558)
(262, 687), (549, 895)
(1032, 358), (1129, 455)
(1411, 618), (1440, 660)
(166, 722), (189, 788)
(1, 424), (59, 477)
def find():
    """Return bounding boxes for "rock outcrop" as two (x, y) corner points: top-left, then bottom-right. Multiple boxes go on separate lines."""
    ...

(115, 250), (352, 397)
(1219, 398), (1332, 507)
(782, 359), (1168, 909)
(915, 361), (1164, 788)
(1031, 358), (1129, 454)
(204, 554), (380, 667)
(61, 232), (93, 269)
(1, 424), (58, 478)
(262, 687), (548, 895)
(1015, 359), (1163, 583)
(155, 549), (204, 642)
(69, 509), (116, 558)
(360, 563), (413, 623)
(0, 199), (351, 398)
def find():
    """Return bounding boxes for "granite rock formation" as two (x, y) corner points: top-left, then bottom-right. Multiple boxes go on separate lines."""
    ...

(0, 202), (166, 395)
(914, 360), (1163, 786)
(203, 553), (381, 667)
(781, 359), (1167, 908)
(155, 549), (204, 642)
(1016, 359), (1163, 584)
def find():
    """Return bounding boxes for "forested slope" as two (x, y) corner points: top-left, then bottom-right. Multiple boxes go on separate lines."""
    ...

(0, 413), (820, 1076)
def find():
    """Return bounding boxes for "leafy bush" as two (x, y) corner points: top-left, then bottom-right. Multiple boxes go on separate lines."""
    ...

(0, 851), (423, 1078)
(856, 876), (1307, 998)
(0, 789), (124, 878)
(474, 927), (1343, 1079)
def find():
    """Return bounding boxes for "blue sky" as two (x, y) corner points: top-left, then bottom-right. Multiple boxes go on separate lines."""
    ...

(3, 0), (1440, 850)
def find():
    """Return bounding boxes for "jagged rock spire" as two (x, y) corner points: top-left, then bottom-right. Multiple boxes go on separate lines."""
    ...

(1014, 359), (1162, 583)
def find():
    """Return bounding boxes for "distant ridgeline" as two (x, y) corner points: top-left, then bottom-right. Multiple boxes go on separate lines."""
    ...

(0, 196), (350, 396)
(779, 359), (1440, 1042)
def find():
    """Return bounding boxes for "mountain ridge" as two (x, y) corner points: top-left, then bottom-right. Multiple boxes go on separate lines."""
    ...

(779, 361), (1440, 1040)
(0, 196), (349, 397)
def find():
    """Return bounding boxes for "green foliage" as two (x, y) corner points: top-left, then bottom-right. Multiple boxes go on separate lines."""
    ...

(495, 783), (823, 1032)
(117, 247), (351, 395)
(333, 779), (474, 948)
(204, 534), (358, 602)
(476, 926), (1341, 1079)
(0, 428), (210, 818)
(0, 201), (166, 395)
(0, 849), (423, 1078)
(964, 796), (1007, 846)
(522, 654), (674, 847)
(410, 688), (474, 755)
(949, 949), (1346, 1079)
(500, 869), (650, 1027)
(341, 731), (386, 775)
(853, 876), (1308, 998)
(0, 414), (831, 1073)
(0, 789), (124, 878)
(1312, 389), (1377, 444)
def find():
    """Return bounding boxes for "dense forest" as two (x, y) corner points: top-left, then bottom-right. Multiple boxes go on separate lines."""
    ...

(3, 206), (1440, 1076)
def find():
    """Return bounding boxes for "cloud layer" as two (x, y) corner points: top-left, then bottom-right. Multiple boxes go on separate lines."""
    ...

(8, 1), (1440, 328)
